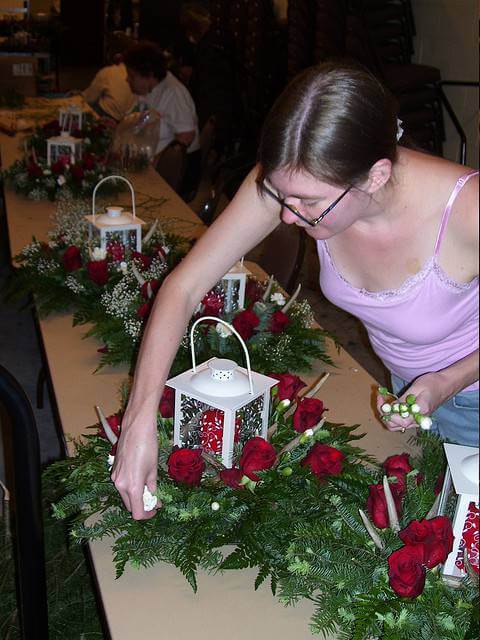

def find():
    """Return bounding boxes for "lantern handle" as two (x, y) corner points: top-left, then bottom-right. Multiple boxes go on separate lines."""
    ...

(92, 175), (136, 221)
(190, 316), (254, 395)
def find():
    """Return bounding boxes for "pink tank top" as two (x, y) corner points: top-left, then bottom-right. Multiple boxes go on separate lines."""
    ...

(317, 171), (479, 391)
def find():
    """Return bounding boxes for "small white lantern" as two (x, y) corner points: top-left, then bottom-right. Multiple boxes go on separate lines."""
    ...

(438, 443), (479, 584)
(219, 258), (251, 313)
(166, 317), (277, 468)
(59, 105), (84, 132)
(47, 133), (83, 166)
(85, 175), (145, 252)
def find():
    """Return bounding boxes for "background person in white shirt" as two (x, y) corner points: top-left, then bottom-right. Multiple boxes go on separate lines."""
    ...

(83, 54), (137, 123)
(124, 41), (201, 198)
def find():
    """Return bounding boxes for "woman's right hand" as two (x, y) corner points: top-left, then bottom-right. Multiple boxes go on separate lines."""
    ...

(111, 417), (160, 520)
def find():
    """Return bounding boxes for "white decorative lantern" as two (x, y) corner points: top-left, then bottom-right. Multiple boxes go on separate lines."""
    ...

(166, 317), (277, 468)
(219, 258), (251, 313)
(438, 443), (479, 584)
(47, 133), (83, 166)
(59, 105), (84, 132)
(85, 175), (145, 252)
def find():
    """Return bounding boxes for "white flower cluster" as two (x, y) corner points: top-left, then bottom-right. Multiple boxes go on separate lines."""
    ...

(15, 172), (29, 186)
(64, 276), (86, 293)
(51, 194), (90, 246)
(20, 239), (43, 258)
(145, 257), (169, 280)
(36, 257), (56, 274)
(287, 299), (314, 328)
(123, 317), (142, 341)
(29, 188), (48, 201)
(100, 279), (138, 320)
(270, 292), (286, 306)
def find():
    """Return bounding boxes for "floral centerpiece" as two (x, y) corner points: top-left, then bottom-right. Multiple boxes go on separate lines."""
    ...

(2, 114), (122, 200)
(47, 378), (478, 640)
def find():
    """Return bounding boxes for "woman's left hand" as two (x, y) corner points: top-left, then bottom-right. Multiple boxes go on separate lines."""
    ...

(377, 372), (446, 432)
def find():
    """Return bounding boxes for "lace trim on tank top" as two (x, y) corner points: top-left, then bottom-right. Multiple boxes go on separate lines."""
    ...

(322, 241), (477, 302)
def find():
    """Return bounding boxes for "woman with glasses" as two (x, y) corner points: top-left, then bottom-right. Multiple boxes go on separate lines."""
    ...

(112, 62), (478, 520)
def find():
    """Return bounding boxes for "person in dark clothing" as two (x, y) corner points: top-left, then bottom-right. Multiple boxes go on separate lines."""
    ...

(177, 3), (239, 156)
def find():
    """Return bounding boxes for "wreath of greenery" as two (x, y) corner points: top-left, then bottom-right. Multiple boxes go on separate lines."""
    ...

(2, 113), (122, 200)
(7, 197), (336, 376)
(47, 385), (478, 640)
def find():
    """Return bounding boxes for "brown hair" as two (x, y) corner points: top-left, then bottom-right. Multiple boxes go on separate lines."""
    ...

(123, 41), (167, 81)
(257, 61), (399, 188)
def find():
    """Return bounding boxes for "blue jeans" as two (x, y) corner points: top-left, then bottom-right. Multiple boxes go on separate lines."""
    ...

(391, 374), (479, 447)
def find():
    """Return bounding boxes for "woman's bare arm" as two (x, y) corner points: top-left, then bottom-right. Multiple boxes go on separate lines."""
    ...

(111, 166), (281, 519)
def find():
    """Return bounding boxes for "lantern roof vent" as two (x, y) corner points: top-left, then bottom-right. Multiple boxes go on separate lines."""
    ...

(191, 358), (250, 397)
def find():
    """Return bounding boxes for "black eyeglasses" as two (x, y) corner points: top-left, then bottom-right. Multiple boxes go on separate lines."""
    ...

(260, 179), (351, 227)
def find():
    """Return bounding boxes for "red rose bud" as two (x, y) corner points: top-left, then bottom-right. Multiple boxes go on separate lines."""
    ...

(136, 301), (152, 319)
(98, 413), (121, 440)
(62, 246), (82, 271)
(159, 386), (175, 418)
(27, 162), (43, 178)
(383, 453), (412, 492)
(399, 516), (454, 569)
(87, 259), (109, 286)
(269, 373), (306, 401)
(232, 308), (260, 341)
(219, 467), (244, 489)
(71, 164), (84, 181)
(367, 482), (403, 529)
(201, 290), (224, 316)
(97, 345), (109, 353)
(388, 544), (426, 598)
(269, 310), (290, 333)
(301, 443), (344, 480)
(239, 437), (277, 481)
(141, 279), (160, 300)
(132, 251), (151, 270)
(292, 397), (326, 433)
(51, 160), (65, 175)
(245, 278), (265, 304)
(167, 447), (205, 486)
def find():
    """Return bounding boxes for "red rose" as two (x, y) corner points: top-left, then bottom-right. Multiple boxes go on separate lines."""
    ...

(388, 544), (426, 598)
(367, 482), (403, 529)
(106, 241), (125, 262)
(383, 453), (412, 493)
(62, 245), (82, 271)
(136, 301), (152, 319)
(239, 437), (277, 481)
(301, 443), (344, 480)
(140, 279), (160, 300)
(87, 259), (109, 286)
(399, 516), (454, 569)
(270, 373), (306, 401)
(98, 413), (121, 440)
(292, 397), (326, 432)
(245, 278), (265, 304)
(132, 251), (151, 270)
(269, 310), (290, 333)
(82, 153), (96, 170)
(71, 164), (84, 181)
(27, 162), (43, 178)
(159, 386), (175, 418)
(51, 160), (65, 175)
(232, 308), (260, 341)
(167, 447), (205, 486)
(201, 290), (224, 317)
(219, 467), (244, 489)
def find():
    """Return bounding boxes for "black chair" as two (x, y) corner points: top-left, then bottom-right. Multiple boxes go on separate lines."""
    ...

(0, 364), (48, 640)
(255, 223), (306, 295)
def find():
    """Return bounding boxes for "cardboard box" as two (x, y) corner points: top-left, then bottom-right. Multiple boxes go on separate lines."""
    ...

(0, 54), (38, 96)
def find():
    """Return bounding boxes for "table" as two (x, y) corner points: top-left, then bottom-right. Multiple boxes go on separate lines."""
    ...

(1, 125), (415, 639)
